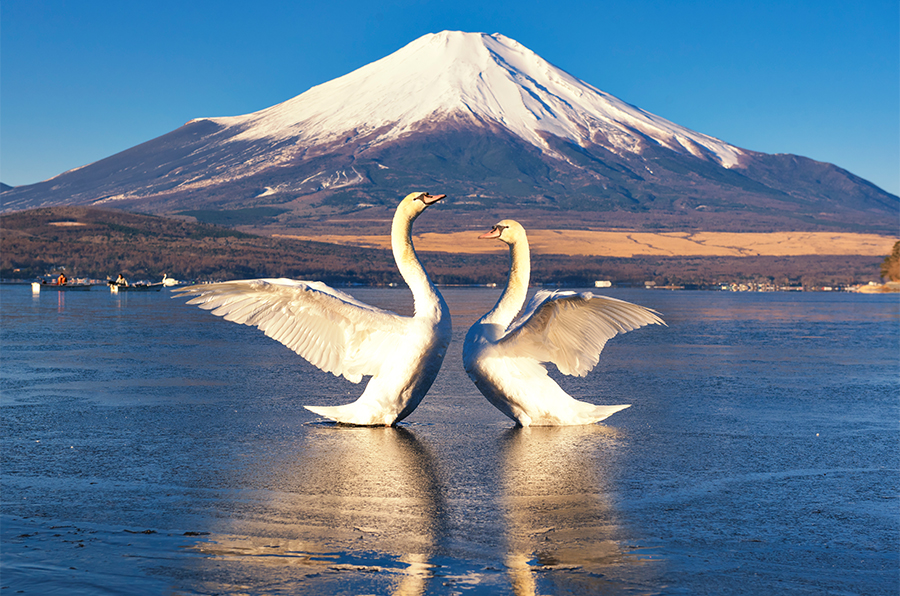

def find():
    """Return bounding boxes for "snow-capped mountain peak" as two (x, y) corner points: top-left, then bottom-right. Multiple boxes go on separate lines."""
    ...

(203, 31), (743, 169)
(3, 31), (893, 234)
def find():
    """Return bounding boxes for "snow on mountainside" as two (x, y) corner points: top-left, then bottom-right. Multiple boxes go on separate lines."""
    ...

(198, 31), (743, 172)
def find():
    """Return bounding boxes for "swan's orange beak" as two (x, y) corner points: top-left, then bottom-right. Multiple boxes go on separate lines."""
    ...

(422, 193), (445, 205)
(479, 226), (502, 239)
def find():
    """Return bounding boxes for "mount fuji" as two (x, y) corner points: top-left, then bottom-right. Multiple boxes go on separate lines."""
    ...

(2, 31), (896, 233)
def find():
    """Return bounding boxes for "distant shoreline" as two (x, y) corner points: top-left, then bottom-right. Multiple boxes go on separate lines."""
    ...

(3, 207), (892, 288)
(3, 280), (896, 293)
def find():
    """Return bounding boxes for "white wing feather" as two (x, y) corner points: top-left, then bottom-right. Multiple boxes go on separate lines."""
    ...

(174, 278), (408, 383)
(497, 290), (666, 376)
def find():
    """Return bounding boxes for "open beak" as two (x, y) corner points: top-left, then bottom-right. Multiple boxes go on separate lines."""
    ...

(422, 193), (445, 205)
(478, 226), (502, 239)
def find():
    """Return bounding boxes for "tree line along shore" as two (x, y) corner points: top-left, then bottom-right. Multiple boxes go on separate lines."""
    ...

(1, 206), (894, 289)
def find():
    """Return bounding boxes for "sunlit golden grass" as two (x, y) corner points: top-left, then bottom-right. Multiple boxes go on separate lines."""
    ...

(275, 231), (897, 257)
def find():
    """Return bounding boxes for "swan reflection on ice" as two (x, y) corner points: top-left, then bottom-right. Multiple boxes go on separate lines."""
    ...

(186, 426), (443, 595)
(500, 425), (662, 594)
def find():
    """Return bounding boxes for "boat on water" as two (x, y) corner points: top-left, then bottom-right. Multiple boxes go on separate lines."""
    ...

(108, 282), (163, 293)
(32, 281), (94, 292)
(108, 274), (179, 293)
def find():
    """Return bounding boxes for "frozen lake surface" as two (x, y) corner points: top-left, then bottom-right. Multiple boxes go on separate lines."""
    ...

(2, 285), (897, 595)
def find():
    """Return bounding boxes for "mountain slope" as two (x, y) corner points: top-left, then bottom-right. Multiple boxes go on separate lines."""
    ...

(2, 31), (896, 233)
(205, 31), (743, 169)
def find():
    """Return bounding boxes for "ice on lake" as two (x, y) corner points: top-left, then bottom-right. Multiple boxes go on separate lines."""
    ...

(1, 286), (897, 595)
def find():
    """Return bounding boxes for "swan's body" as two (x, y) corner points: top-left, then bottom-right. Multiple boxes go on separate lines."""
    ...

(463, 220), (665, 427)
(175, 192), (451, 426)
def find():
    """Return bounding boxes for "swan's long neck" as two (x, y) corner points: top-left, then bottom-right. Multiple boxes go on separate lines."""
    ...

(482, 235), (530, 328)
(391, 207), (443, 318)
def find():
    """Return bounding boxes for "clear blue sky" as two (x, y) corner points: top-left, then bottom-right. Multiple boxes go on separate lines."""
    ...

(2, 0), (898, 195)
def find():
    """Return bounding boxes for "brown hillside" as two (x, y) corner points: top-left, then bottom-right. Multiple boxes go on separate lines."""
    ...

(0, 207), (889, 287)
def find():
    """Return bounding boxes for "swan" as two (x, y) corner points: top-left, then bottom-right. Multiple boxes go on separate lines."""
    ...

(174, 192), (452, 426)
(462, 220), (665, 427)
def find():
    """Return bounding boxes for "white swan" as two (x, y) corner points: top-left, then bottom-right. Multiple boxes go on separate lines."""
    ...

(463, 220), (665, 427)
(174, 192), (452, 426)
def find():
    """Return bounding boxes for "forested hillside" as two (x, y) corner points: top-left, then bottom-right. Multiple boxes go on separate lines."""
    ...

(1, 207), (397, 284)
(0, 207), (885, 287)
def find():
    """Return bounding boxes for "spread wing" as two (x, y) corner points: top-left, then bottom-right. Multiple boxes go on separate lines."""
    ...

(173, 279), (409, 383)
(496, 290), (665, 377)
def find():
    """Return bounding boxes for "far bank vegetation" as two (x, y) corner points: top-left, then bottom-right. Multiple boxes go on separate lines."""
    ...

(0, 207), (887, 288)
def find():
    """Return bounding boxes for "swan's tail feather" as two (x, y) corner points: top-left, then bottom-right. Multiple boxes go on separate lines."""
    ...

(586, 403), (630, 423)
(527, 402), (631, 426)
(304, 403), (393, 426)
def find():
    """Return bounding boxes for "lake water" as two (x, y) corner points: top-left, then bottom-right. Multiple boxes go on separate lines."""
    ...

(1, 285), (897, 595)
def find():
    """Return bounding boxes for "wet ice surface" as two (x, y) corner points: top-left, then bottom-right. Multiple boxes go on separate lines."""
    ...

(2, 286), (897, 595)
